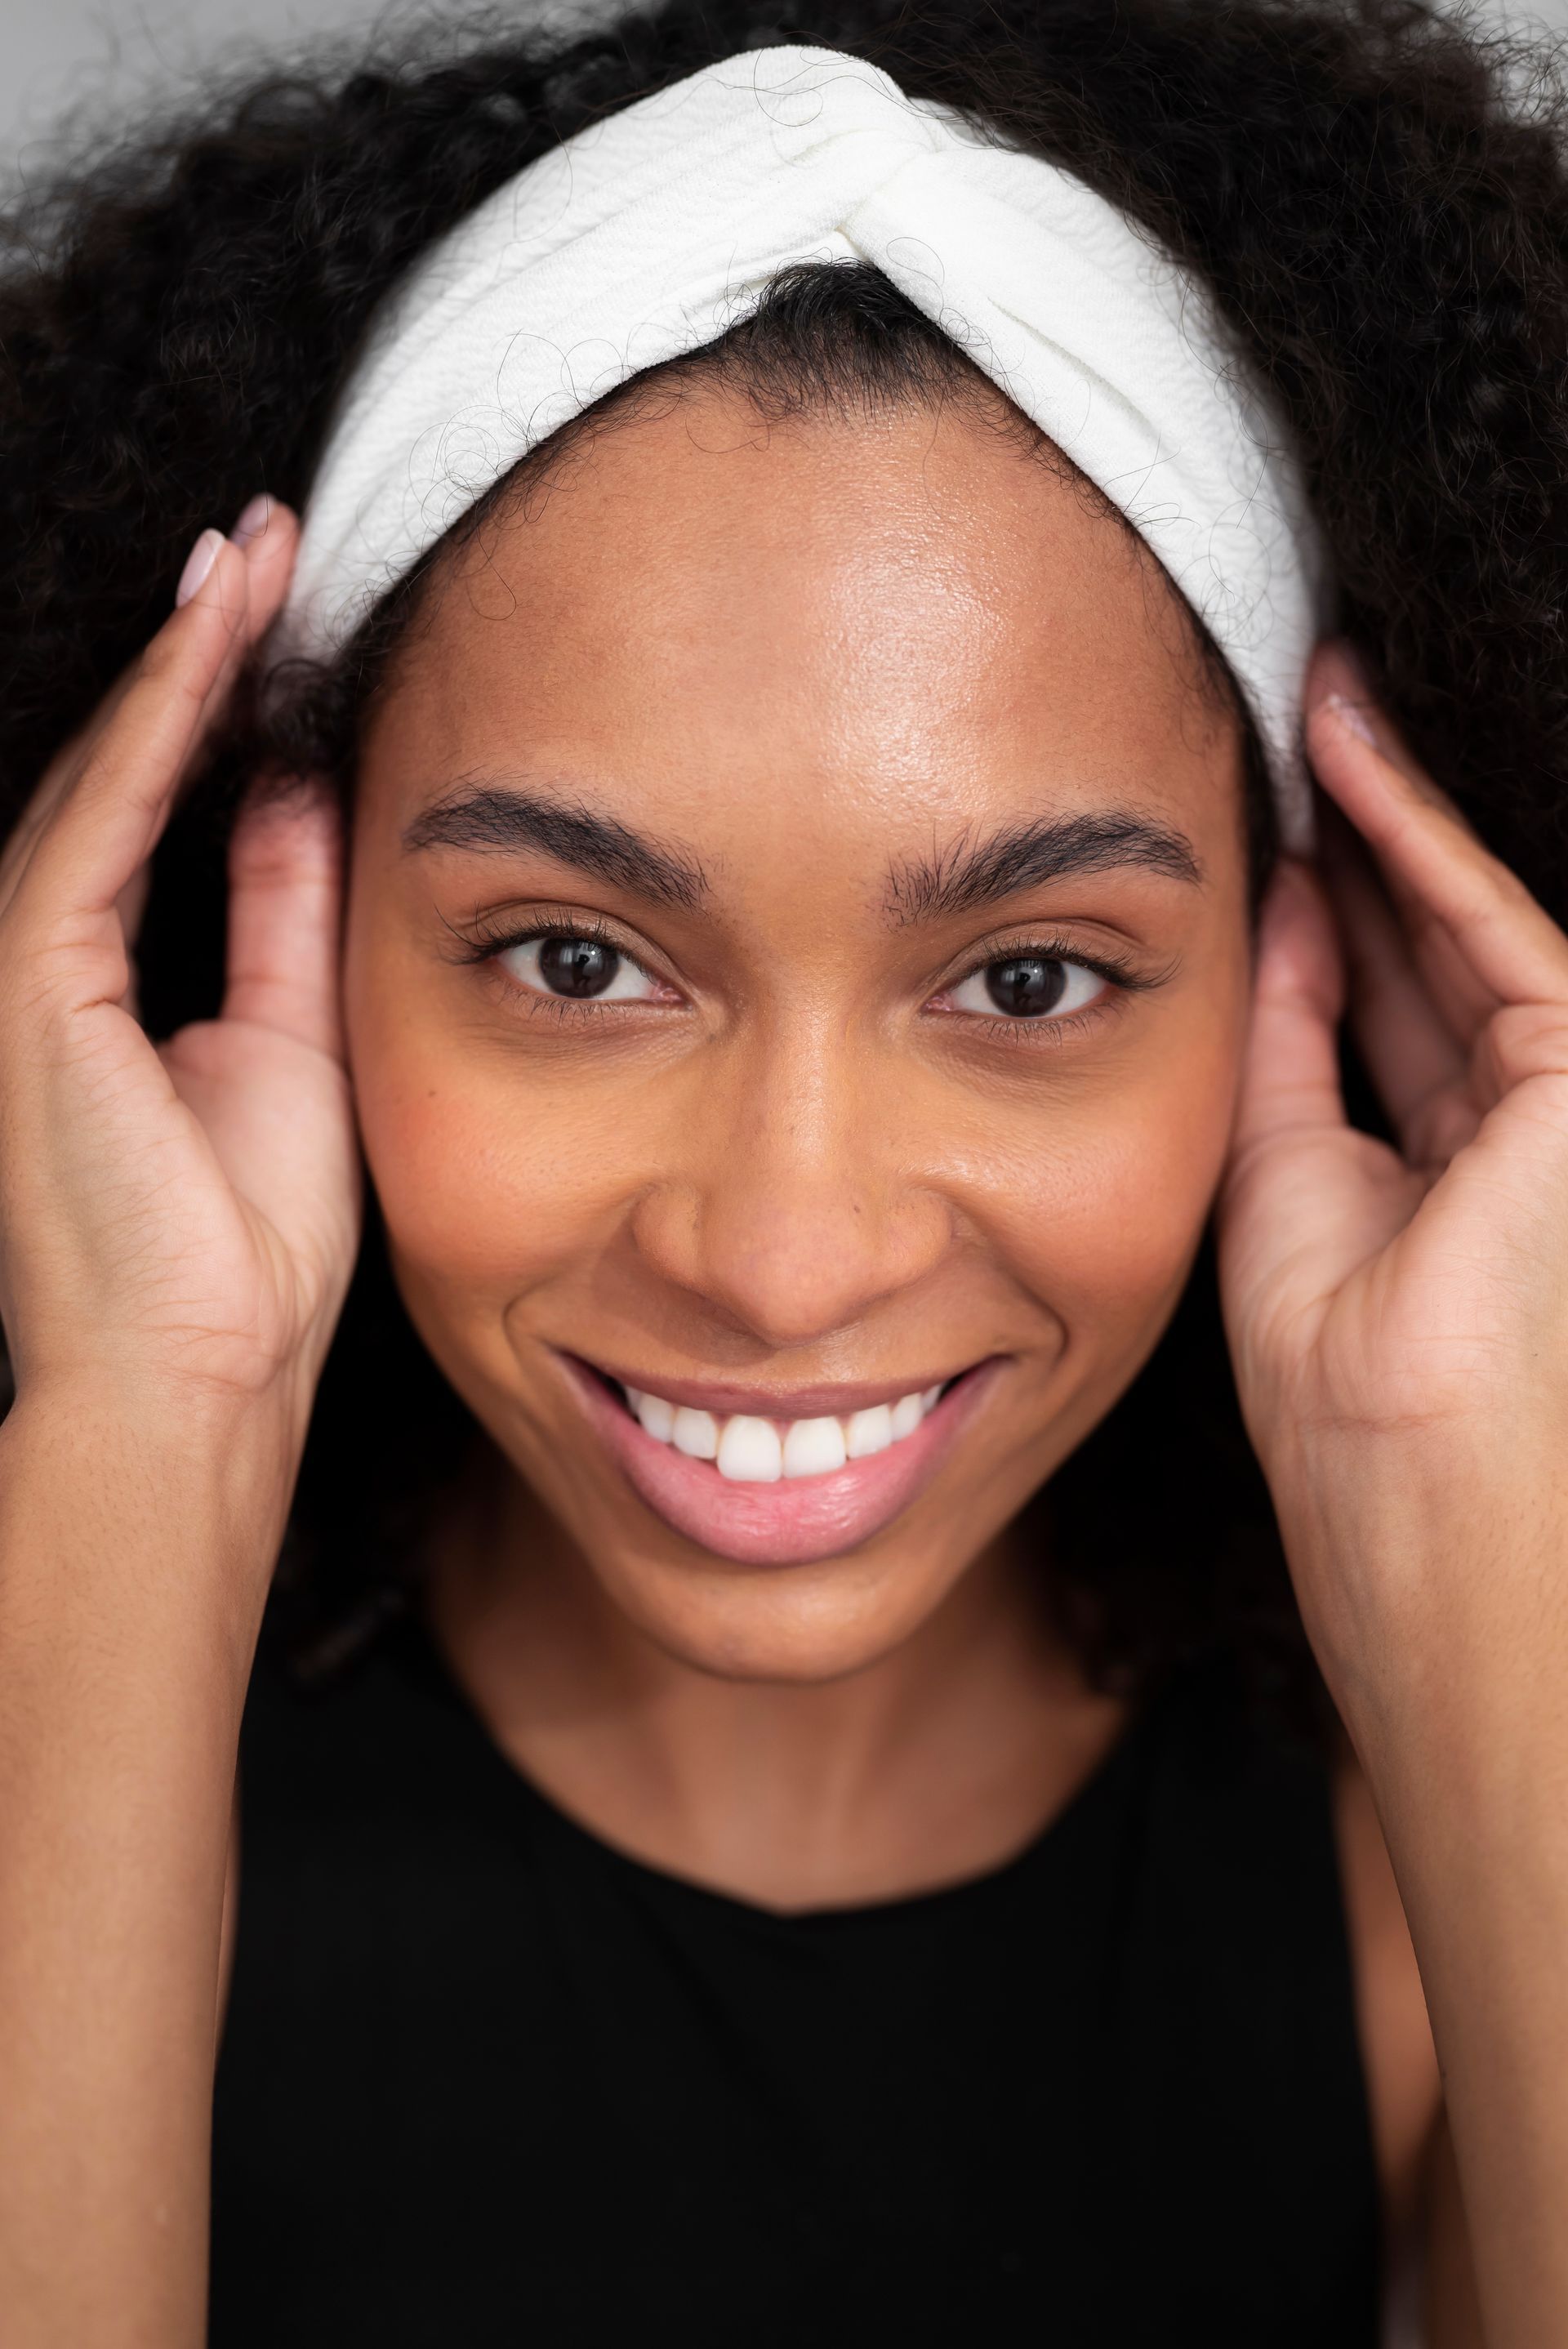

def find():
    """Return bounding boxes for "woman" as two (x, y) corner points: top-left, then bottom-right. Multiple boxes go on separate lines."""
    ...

(1, 0), (1566, 2342)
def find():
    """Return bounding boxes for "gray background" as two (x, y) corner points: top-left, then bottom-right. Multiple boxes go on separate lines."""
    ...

(6, 0), (1566, 170)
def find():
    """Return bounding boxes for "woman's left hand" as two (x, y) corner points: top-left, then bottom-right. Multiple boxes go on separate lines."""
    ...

(1216, 640), (1568, 1728)
(1218, 641), (1568, 2347)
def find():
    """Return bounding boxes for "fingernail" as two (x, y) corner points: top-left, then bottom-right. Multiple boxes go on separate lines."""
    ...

(175, 528), (225, 608)
(229, 493), (274, 551)
(1324, 693), (1377, 747)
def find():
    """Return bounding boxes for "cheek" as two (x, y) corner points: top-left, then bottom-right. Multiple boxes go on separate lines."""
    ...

(343, 918), (606, 1304)
(350, 1033), (629, 1299)
(963, 1018), (1244, 1342)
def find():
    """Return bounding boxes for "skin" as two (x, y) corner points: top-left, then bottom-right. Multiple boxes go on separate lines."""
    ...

(342, 390), (1251, 1900)
(1, 380), (1566, 2345)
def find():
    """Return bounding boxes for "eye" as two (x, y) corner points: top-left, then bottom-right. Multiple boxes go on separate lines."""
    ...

(947, 953), (1108, 1022)
(497, 931), (662, 1003)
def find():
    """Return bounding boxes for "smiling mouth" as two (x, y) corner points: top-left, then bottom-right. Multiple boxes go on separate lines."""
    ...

(599, 1371), (959, 1482)
(556, 1354), (996, 1568)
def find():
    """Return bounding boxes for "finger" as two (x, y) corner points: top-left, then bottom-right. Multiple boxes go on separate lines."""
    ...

(1308, 642), (1473, 817)
(229, 494), (298, 624)
(1306, 662), (1499, 1047)
(1316, 805), (1479, 1166)
(1228, 858), (1348, 1166)
(0, 498), (299, 925)
(14, 535), (253, 952)
(0, 643), (163, 905)
(163, 499), (301, 827)
(220, 780), (348, 1062)
(122, 501), (304, 971)
(1306, 644), (1568, 1018)
(1218, 859), (1420, 1366)
(113, 864), (154, 1024)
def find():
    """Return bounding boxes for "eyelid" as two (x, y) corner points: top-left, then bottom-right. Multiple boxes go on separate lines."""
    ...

(444, 903), (662, 973)
(937, 930), (1155, 999)
(444, 904), (688, 1017)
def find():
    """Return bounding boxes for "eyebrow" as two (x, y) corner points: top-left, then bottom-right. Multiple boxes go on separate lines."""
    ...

(401, 779), (707, 911)
(884, 810), (1203, 925)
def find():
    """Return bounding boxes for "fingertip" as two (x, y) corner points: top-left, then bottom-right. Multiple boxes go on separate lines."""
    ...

(1257, 856), (1344, 1020)
(178, 529), (250, 633)
(1304, 679), (1380, 775)
(229, 494), (276, 553)
(174, 528), (226, 609)
(1306, 637), (1373, 713)
(230, 772), (341, 876)
(223, 773), (347, 1057)
(1306, 641), (1450, 818)
(229, 496), (301, 634)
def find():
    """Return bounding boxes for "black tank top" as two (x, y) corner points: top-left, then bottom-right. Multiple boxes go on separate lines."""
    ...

(209, 1607), (1380, 2347)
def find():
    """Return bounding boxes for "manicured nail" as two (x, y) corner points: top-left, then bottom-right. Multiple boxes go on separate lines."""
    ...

(1324, 692), (1377, 747)
(229, 493), (274, 551)
(175, 528), (225, 608)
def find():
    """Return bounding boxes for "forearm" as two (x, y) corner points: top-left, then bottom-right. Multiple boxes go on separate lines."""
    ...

(1365, 1696), (1568, 2345)
(0, 1381), (295, 2349)
(1302, 1487), (1568, 2349)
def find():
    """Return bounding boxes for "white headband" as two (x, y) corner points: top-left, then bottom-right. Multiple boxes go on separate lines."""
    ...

(281, 45), (1328, 846)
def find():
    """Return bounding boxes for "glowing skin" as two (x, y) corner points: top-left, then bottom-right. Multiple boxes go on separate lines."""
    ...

(341, 381), (1254, 1901)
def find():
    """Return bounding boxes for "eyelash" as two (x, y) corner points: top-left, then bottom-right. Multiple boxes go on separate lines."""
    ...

(451, 914), (1156, 1039)
(938, 934), (1156, 1045)
(446, 911), (665, 1021)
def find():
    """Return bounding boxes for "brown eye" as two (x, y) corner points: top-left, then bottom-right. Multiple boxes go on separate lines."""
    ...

(948, 956), (1106, 1021)
(538, 937), (619, 996)
(497, 933), (662, 1003)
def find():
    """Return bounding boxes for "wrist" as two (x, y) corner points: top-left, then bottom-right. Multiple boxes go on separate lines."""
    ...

(1276, 1437), (1568, 1757)
(0, 1371), (305, 1655)
(7, 1355), (310, 1469)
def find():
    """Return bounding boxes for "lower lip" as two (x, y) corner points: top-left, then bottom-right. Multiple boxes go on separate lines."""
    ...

(558, 1357), (1000, 1567)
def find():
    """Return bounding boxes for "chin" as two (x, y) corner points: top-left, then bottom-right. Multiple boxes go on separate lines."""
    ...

(578, 1533), (970, 1686)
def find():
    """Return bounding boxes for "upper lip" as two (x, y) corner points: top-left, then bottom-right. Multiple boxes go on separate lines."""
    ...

(562, 1352), (991, 1420)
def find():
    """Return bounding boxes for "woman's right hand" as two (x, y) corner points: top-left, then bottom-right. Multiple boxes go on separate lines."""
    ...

(0, 501), (361, 1446)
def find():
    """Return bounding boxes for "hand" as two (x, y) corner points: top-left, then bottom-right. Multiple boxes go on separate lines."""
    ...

(1216, 643), (1568, 1718)
(0, 502), (361, 1439)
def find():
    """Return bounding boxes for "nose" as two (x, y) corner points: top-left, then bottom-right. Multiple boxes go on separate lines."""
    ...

(630, 1014), (953, 1352)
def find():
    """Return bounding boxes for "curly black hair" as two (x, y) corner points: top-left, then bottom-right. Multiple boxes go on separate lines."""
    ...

(2, 0), (1566, 1704)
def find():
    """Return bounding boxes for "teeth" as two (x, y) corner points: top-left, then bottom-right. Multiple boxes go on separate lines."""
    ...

(636, 1391), (675, 1443)
(715, 1415), (783, 1482)
(672, 1406), (719, 1459)
(782, 1415), (847, 1478)
(845, 1404), (893, 1459)
(624, 1381), (949, 1482)
(889, 1392), (924, 1441)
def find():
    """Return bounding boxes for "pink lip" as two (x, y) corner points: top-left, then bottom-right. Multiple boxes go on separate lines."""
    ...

(557, 1354), (1001, 1568)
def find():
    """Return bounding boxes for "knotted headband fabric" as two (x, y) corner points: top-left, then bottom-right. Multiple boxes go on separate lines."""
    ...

(279, 44), (1329, 846)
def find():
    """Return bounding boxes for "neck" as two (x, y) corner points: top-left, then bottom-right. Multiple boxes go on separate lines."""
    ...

(424, 1443), (1127, 1912)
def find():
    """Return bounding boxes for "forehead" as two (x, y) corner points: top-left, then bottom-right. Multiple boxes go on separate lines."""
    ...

(361, 384), (1245, 858)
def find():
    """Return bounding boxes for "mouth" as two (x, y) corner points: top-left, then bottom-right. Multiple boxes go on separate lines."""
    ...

(555, 1353), (1001, 1568)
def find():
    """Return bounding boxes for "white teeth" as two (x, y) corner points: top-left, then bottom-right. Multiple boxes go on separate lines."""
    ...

(889, 1391), (924, 1441)
(623, 1380), (951, 1481)
(636, 1391), (675, 1443)
(672, 1406), (719, 1460)
(844, 1404), (893, 1459)
(715, 1415), (783, 1482)
(782, 1415), (848, 1478)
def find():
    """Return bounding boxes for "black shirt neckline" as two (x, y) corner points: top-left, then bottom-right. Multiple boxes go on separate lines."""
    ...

(388, 1597), (1162, 1930)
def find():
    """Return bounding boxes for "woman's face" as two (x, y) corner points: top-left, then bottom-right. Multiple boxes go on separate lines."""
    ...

(343, 384), (1254, 1679)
